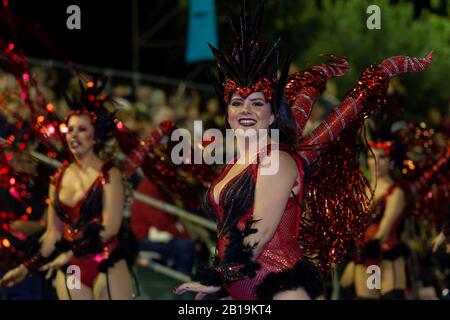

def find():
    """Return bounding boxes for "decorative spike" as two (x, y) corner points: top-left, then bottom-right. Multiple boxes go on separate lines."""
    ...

(276, 55), (291, 109)
(209, 0), (287, 110)
(227, 2), (239, 44)
(252, 38), (280, 80)
(247, 42), (269, 81)
(253, 0), (265, 41)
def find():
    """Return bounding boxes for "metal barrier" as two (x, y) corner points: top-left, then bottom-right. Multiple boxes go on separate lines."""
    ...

(25, 56), (214, 93)
(2, 136), (217, 284)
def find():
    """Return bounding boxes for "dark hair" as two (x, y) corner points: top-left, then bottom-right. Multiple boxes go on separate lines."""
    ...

(270, 96), (297, 146)
(366, 111), (406, 179)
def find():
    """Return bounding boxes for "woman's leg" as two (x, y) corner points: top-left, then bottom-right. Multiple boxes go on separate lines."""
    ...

(55, 270), (94, 300)
(354, 263), (380, 299)
(339, 261), (355, 289)
(393, 257), (407, 290)
(339, 261), (356, 299)
(273, 287), (311, 300)
(380, 257), (406, 299)
(93, 260), (133, 300)
(380, 260), (395, 295)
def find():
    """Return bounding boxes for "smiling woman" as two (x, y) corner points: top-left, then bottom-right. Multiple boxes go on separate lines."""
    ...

(174, 0), (432, 300)
(227, 93), (275, 132)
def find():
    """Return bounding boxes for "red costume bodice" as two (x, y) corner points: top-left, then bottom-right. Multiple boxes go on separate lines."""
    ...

(363, 184), (404, 253)
(51, 161), (119, 287)
(204, 145), (307, 299)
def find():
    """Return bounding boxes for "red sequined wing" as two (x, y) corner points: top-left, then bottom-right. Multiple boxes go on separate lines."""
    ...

(285, 54), (349, 140)
(297, 52), (433, 272)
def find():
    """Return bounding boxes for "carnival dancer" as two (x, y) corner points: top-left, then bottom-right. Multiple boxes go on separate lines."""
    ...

(0, 79), (134, 299)
(174, 0), (432, 300)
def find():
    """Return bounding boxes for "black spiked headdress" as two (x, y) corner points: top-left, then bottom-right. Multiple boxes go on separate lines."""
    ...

(209, 0), (290, 114)
(64, 76), (117, 144)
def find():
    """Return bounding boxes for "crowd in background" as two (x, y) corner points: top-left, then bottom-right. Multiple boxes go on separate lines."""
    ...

(0, 63), (449, 299)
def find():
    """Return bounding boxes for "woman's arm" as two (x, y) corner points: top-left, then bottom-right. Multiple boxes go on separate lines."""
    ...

(243, 151), (299, 259)
(37, 184), (64, 257)
(100, 167), (125, 242)
(174, 152), (299, 298)
(373, 187), (405, 242)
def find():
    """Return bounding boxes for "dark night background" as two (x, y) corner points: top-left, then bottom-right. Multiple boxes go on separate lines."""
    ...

(6, 0), (198, 79)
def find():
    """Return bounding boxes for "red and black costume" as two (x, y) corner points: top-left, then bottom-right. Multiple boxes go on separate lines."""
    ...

(201, 144), (322, 299)
(356, 184), (408, 266)
(197, 0), (432, 300)
(46, 161), (124, 288)
(20, 79), (132, 293)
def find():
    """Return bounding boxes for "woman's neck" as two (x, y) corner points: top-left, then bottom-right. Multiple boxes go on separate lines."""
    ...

(73, 151), (102, 170)
(235, 133), (270, 165)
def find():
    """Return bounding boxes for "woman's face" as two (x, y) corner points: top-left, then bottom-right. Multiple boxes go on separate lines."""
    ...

(227, 92), (274, 133)
(66, 114), (95, 157)
(367, 148), (390, 178)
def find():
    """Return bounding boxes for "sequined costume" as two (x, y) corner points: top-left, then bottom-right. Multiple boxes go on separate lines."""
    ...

(202, 145), (322, 299)
(355, 184), (408, 265)
(21, 161), (125, 288)
(48, 161), (123, 288)
(197, 0), (432, 300)
(289, 54), (432, 272)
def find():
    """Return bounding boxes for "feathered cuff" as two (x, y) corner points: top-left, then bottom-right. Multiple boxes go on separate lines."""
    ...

(195, 265), (223, 287)
(23, 253), (51, 272)
(196, 261), (261, 287)
(215, 261), (260, 282)
(54, 239), (73, 252)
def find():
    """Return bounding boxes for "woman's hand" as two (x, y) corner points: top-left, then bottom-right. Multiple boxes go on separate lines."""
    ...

(432, 232), (448, 253)
(0, 264), (29, 288)
(39, 251), (74, 279)
(173, 281), (221, 300)
(9, 220), (44, 236)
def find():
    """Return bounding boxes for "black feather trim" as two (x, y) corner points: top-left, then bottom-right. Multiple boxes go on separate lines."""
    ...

(54, 239), (72, 253)
(98, 249), (125, 273)
(23, 253), (51, 272)
(381, 243), (410, 260)
(71, 223), (104, 257)
(255, 260), (324, 300)
(194, 263), (223, 287)
(381, 289), (405, 300)
(360, 239), (382, 261)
